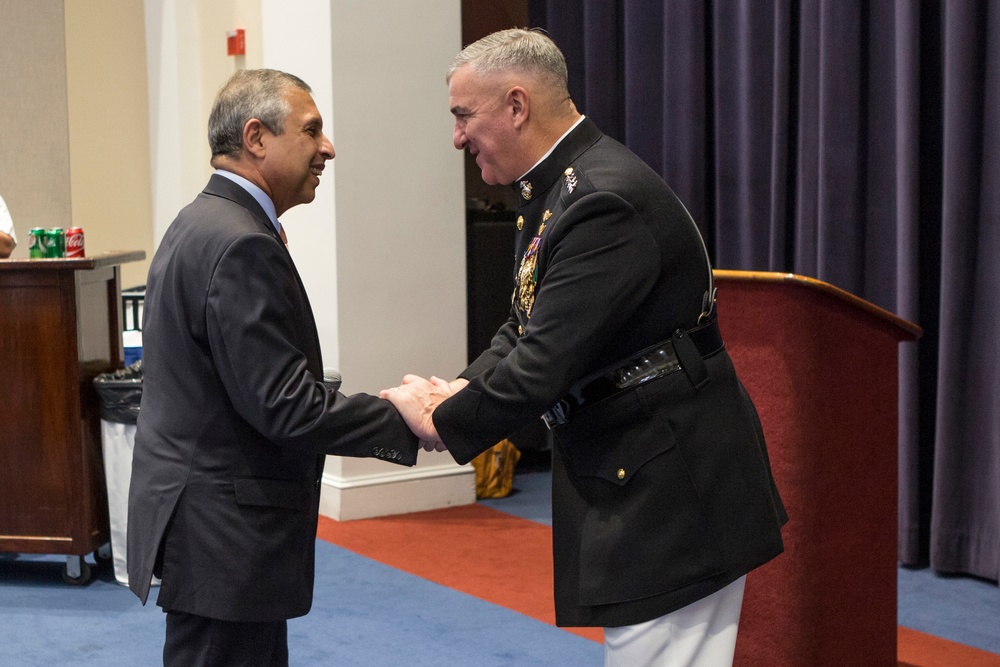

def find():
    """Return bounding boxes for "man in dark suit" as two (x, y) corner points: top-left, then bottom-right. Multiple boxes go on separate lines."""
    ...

(383, 30), (787, 665)
(127, 69), (419, 667)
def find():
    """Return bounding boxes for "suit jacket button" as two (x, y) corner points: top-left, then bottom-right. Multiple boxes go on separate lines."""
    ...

(617, 468), (626, 480)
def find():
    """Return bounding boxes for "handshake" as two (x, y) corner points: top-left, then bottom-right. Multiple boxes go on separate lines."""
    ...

(379, 375), (470, 452)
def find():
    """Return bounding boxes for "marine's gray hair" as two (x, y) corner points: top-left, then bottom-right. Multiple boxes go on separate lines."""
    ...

(447, 28), (569, 96)
(208, 69), (311, 159)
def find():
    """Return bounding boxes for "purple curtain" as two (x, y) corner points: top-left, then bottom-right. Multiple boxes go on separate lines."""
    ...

(531, 0), (999, 582)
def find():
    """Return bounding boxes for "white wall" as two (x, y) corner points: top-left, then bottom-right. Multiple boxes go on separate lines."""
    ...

(65, 0), (155, 289)
(0, 1), (73, 251)
(0, 0), (154, 288)
(321, 0), (471, 514)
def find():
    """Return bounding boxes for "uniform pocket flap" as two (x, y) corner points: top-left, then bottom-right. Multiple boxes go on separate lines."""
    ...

(234, 477), (312, 510)
(560, 390), (676, 485)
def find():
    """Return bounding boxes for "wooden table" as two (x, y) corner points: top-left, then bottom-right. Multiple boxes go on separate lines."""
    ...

(0, 251), (145, 583)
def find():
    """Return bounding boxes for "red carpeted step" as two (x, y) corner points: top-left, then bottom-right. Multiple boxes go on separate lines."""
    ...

(898, 627), (1000, 667)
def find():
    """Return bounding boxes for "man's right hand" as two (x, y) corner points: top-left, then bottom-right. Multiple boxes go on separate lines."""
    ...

(379, 374), (454, 444)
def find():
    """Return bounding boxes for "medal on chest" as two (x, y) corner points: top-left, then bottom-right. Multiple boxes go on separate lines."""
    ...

(517, 236), (541, 317)
(516, 212), (552, 319)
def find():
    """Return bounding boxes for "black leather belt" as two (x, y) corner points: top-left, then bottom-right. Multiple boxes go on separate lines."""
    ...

(541, 317), (724, 429)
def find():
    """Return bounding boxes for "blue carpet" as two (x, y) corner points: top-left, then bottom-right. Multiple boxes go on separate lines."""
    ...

(293, 541), (601, 666)
(897, 565), (1000, 655)
(0, 539), (601, 666)
(0, 553), (162, 665)
(480, 470), (552, 526)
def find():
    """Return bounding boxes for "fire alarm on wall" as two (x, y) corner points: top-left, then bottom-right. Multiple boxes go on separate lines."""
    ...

(227, 29), (246, 56)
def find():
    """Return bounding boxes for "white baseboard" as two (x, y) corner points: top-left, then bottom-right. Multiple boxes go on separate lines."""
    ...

(319, 462), (476, 521)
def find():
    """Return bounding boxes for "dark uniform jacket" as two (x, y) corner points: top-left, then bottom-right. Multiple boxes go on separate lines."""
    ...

(434, 118), (787, 627)
(127, 175), (418, 622)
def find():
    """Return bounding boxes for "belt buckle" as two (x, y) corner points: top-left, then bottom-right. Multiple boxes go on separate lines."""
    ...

(542, 400), (569, 430)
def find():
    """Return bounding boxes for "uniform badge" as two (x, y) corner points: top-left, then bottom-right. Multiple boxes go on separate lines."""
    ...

(519, 180), (533, 200)
(564, 167), (577, 194)
(516, 215), (524, 230)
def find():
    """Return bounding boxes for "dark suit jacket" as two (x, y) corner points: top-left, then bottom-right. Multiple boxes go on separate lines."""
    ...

(127, 175), (418, 622)
(434, 118), (787, 627)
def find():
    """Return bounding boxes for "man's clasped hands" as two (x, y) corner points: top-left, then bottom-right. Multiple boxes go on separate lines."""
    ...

(379, 375), (470, 452)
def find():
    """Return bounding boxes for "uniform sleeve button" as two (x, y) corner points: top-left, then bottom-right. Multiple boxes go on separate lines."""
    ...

(617, 468), (626, 480)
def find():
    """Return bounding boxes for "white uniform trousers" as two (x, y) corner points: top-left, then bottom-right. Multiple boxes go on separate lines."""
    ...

(603, 575), (747, 667)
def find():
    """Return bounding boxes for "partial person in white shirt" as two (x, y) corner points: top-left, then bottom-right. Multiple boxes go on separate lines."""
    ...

(0, 194), (16, 258)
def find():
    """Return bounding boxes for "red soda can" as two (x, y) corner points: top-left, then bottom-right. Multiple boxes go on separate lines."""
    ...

(66, 227), (85, 258)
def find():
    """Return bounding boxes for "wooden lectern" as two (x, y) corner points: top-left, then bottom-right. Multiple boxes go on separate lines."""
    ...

(714, 272), (921, 666)
(0, 251), (145, 584)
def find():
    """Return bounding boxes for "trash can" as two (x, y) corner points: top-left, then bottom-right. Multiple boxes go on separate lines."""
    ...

(93, 361), (152, 587)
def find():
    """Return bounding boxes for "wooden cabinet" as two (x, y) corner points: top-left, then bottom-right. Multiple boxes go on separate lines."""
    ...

(0, 251), (144, 583)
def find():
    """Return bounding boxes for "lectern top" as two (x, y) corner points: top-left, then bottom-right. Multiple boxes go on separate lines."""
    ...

(713, 269), (922, 340)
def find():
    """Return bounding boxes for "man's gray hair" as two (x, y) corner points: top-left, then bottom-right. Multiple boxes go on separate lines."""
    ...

(208, 69), (311, 159)
(447, 28), (569, 95)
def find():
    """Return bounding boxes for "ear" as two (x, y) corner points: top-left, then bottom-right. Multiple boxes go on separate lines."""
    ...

(508, 87), (529, 130)
(243, 118), (267, 159)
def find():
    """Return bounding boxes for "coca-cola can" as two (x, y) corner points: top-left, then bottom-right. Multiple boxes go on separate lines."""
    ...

(66, 227), (85, 258)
